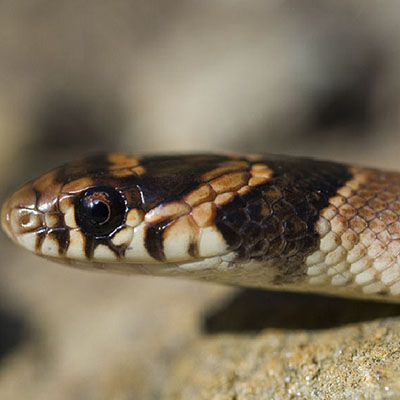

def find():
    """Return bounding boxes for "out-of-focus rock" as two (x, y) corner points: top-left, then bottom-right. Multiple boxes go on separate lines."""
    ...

(165, 318), (400, 400)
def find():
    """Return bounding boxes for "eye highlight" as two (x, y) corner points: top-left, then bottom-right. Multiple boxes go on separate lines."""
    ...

(75, 187), (126, 237)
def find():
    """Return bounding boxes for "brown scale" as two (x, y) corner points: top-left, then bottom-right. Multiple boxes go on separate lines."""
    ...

(308, 167), (400, 295)
(214, 156), (351, 283)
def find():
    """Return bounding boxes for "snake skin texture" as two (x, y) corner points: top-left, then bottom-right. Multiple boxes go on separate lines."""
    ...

(3, 153), (400, 302)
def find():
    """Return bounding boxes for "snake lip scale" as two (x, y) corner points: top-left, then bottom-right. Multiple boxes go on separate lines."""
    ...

(3, 152), (400, 302)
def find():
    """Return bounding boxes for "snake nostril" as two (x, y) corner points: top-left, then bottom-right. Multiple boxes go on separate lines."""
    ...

(20, 213), (31, 227)
(3, 208), (43, 235)
(10, 208), (44, 235)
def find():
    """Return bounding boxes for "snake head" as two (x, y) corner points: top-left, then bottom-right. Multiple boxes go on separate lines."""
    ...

(2, 153), (257, 275)
(1, 154), (144, 267)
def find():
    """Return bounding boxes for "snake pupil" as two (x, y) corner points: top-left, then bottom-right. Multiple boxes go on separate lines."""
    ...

(75, 187), (126, 237)
(85, 199), (110, 225)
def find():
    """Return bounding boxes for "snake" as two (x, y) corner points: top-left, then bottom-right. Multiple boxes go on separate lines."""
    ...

(3, 152), (400, 302)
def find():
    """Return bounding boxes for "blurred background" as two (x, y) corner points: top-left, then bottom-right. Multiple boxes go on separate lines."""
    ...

(1, 1), (400, 399)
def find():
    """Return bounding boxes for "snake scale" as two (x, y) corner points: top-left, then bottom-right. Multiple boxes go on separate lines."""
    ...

(3, 152), (400, 302)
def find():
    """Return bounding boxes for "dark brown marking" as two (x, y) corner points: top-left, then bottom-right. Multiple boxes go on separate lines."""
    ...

(49, 229), (70, 256)
(35, 229), (47, 253)
(188, 240), (198, 258)
(105, 238), (128, 259)
(145, 223), (168, 261)
(136, 155), (250, 211)
(215, 155), (352, 282)
(84, 236), (96, 259)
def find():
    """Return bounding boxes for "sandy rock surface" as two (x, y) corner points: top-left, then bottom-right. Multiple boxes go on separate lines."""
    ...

(165, 296), (400, 400)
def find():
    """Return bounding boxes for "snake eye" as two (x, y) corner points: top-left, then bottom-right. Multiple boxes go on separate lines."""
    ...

(75, 187), (125, 237)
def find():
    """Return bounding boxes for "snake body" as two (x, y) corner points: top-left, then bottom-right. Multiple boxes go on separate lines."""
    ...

(3, 153), (400, 302)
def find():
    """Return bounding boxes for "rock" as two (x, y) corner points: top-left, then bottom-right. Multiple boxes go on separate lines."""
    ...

(164, 292), (400, 400)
